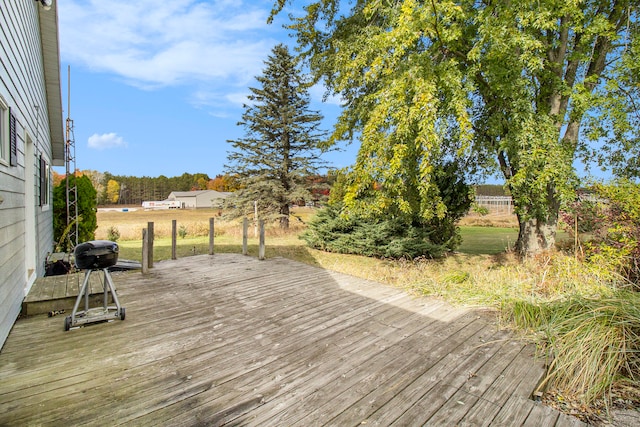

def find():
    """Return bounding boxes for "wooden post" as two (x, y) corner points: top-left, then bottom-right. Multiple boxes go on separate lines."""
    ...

(574, 212), (578, 260)
(258, 219), (265, 260)
(142, 228), (149, 274)
(147, 221), (154, 268)
(242, 217), (248, 255)
(254, 200), (258, 238)
(209, 217), (214, 255)
(171, 219), (177, 260)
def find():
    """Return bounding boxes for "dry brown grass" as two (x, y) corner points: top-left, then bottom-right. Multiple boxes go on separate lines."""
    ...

(458, 212), (519, 228)
(96, 207), (314, 241)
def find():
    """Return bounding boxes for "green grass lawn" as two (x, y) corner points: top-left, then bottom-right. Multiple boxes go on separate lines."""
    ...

(457, 226), (518, 255)
(118, 226), (523, 262)
(457, 227), (570, 255)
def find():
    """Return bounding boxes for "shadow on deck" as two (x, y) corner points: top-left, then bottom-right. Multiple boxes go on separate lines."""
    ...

(1, 254), (584, 426)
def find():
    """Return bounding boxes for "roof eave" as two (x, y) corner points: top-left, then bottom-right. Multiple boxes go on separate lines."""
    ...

(38, 2), (64, 167)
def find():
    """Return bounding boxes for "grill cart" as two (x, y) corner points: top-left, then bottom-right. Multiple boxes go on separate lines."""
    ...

(64, 240), (126, 331)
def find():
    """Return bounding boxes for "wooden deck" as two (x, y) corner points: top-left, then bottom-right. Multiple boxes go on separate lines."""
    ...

(0, 254), (585, 426)
(22, 270), (115, 316)
(22, 259), (141, 316)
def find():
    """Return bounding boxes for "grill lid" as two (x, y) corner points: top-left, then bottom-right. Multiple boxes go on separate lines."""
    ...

(74, 240), (119, 269)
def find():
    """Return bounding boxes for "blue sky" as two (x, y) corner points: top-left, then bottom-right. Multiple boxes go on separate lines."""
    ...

(54, 0), (611, 184)
(55, 0), (357, 178)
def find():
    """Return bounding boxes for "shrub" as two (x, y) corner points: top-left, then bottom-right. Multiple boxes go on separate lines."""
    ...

(53, 175), (97, 251)
(561, 180), (640, 286)
(178, 224), (188, 239)
(301, 204), (447, 259)
(302, 161), (472, 259)
(107, 226), (120, 242)
(560, 198), (601, 234)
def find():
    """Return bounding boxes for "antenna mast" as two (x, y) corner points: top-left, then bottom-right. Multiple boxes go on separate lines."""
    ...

(65, 65), (78, 250)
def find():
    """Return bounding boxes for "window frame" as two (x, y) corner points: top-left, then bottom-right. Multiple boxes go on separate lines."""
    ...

(0, 96), (8, 165)
(39, 154), (50, 209)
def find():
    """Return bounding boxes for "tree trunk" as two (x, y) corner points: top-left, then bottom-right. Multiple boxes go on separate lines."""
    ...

(279, 204), (290, 229)
(515, 215), (558, 257)
(514, 186), (561, 257)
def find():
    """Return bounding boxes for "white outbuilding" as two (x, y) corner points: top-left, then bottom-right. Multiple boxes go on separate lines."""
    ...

(167, 190), (232, 209)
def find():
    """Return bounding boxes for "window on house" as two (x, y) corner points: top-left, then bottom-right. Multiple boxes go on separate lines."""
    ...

(0, 96), (8, 165)
(0, 97), (17, 166)
(39, 155), (50, 207)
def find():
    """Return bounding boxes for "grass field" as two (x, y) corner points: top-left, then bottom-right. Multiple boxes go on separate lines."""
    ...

(97, 207), (521, 261)
(458, 226), (518, 254)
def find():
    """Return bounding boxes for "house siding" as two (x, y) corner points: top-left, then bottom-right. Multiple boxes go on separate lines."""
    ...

(0, 1), (57, 348)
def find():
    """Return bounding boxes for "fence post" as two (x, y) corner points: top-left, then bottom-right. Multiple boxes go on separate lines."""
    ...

(258, 220), (265, 260)
(171, 219), (177, 260)
(209, 218), (215, 255)
(242, 217), (248, 255)
(142, 228), (149, 274)
(147, 221), (154, 268)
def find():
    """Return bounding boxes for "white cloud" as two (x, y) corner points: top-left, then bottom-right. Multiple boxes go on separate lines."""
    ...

(309, 82), (344, 107)
(88, 133), (128, 150)
(59, 0), (281, 89)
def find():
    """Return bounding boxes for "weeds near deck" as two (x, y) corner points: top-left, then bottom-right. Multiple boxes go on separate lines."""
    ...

(504, 291), (640, 406)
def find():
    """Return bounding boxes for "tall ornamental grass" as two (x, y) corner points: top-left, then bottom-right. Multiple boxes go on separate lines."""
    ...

(504, 291), (640, 405)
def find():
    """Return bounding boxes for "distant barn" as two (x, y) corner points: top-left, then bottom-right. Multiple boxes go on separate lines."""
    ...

(167, 190), (231, 209)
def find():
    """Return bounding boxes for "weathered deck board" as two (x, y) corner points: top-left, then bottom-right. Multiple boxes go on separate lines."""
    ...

(21, 270), (119, 316)
(0, 254), (585, 426)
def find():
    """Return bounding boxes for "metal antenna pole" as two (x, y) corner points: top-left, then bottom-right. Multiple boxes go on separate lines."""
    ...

(65, 65), (78, 250)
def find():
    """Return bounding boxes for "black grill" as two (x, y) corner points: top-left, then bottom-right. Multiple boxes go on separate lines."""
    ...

(74, 240), (119, 270)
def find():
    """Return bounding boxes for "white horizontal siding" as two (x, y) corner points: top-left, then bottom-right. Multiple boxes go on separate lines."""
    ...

(0, 0), (55, 349)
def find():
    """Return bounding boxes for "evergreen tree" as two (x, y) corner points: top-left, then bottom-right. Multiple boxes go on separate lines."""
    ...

(225, 44), (327, 228)
(302, 161), (472, 259)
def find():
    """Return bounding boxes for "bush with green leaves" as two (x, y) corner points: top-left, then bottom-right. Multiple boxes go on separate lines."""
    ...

(106, 226), (120, 242)
(53, 174), (97, 251)
(562, 180), (640, 286)
(178, 224), (188, 239)
(301, 204), (446, 258)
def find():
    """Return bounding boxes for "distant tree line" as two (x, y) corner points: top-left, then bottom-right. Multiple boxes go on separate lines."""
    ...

(100, 172), (211, 205)
(474, 185), (508, 197)
(52, 169), (333, 207)
(54, 170), (212, 205)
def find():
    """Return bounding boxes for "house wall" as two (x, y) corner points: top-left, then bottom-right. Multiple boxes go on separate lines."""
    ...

(0, 1), (54, 347)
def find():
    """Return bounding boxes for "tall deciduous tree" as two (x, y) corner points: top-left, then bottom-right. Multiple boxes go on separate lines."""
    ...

(225, 43), (327, 228)
(271, 0), (639, 256)
(106, 179), (120, 204)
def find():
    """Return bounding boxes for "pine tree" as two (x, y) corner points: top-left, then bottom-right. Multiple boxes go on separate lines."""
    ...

(225, 44), (327, 228)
